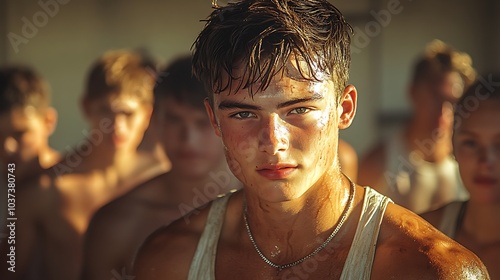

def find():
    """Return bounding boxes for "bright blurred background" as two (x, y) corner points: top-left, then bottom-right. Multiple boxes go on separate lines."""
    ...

(1, 0), (499, 157)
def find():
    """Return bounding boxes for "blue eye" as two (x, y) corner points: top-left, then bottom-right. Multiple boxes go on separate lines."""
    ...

(231, 111), (256, 119)
(290, 107), (310, 115)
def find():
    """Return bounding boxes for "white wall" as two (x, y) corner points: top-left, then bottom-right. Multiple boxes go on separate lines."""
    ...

(2, 0), (498, 157)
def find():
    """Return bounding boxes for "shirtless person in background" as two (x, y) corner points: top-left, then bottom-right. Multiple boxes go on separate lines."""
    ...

(0, 50), (164, 280)
(81, 56), (240, 280)
(134, 1), (489, 279)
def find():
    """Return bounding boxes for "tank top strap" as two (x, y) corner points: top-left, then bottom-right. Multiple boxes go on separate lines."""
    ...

(340, 187), (392, 280)
(187, 194), (231, 280)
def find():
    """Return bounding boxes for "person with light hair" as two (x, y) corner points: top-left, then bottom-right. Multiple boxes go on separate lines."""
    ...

(359, 40), (476, 214)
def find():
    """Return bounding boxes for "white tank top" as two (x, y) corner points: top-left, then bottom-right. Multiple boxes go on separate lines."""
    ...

(381, 129), (468, 214)
(188, 187), (391, 280)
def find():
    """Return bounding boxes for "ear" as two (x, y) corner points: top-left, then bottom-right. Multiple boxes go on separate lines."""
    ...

(44, 107), (58, 136)
(338, 85), (357, 129)
(204, 98), (221, 137)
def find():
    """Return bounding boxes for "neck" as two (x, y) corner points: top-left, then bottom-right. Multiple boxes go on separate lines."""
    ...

(405, 119), (452, 162)
(462, 201), (500, 245)
(243, 171), (352, 264)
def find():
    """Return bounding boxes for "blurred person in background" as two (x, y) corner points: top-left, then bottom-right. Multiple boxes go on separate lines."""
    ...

(0, 50), (163, 280)
(81, 55), (240, 280)
(0, 65), (60, 183)
(134, 1), (488, 279)
(422, 76), (500, 279)
(359, 40), (476, 214)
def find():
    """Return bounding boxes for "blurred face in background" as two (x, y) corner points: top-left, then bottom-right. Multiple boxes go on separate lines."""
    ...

(0, 106), (56, 167)
(411, 71), (465, 136)
(454, 99), (500, 204)
(154, 96), (225, 178)
(83, 93), (152, 155)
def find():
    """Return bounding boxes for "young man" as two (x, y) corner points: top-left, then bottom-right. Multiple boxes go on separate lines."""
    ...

(422, 77), (500, 279)
(0, 65), (60, 258)
(134, 1), (489, 279)
(81, 56), (240, 280)
(0, 50), (164, 280)
(359, 40), (475, 214)
(0, 66), (60, 183)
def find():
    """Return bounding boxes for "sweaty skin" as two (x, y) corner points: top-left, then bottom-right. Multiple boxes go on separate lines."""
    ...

(134, 70), (489, 279)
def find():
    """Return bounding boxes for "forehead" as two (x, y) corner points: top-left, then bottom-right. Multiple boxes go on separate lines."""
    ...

(419, 71), (465, 99)
(0, 107), (43, 129)
(457, 100), (500, 132)
(214, 55), (333, 95)
(88, 93), (144, 109)
(215, 74), (335, 106)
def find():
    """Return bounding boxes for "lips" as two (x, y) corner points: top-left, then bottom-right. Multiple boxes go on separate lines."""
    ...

(256, 163), (298, 180)
(177, 151), (203, 160)
(473, 176), (498, 187)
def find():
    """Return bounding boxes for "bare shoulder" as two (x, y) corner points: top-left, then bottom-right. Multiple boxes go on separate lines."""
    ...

(85, 173), (170, 246)
(358, 141), (386, 187)
(372, 203), (489, 279)
(133, 195), (221, 279)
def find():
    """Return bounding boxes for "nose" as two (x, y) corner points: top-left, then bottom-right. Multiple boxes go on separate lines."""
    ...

(112, 114), (127, 135)
(258, 114), (289, 155)
(478, 145), (498, 167)
(180, 125), (200, 147)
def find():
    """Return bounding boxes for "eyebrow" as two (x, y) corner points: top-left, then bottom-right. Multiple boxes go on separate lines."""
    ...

(218, 93), (324, 110)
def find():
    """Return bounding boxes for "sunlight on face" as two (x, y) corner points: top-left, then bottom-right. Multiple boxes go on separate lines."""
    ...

(0, 107), (50, 165)
(210, 68), (343, 202)
(85, 94), (152, 153)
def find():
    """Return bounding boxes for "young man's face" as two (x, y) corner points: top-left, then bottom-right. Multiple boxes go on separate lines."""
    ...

(411, 71), (464, 133)
(206, 65), (356, 202)
(454, 100), (500, 204)
(0, 106), (55, 166)
(154, 96), (225, 178)
(84, 94), (152, 154)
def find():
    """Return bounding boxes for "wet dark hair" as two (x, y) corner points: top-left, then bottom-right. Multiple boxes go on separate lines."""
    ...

(453, 74), (500, 130)
(192, 0), (352, 105)
(412, 40), (476, 90)
(83, 50), (157, 104)
(154, 55), (207, 110)
(0, 65), (50, 114)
